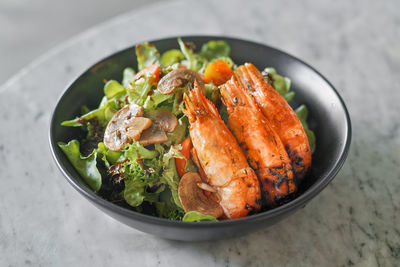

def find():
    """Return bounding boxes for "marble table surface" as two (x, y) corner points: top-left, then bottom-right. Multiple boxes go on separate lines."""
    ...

(1, 0), (399, 266)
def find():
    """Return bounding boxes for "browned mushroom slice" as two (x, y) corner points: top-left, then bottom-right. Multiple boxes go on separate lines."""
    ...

(138, 124), (168, 146)
(104, 103), (149, 151)
(157, 69), (205, 94)
(178, 172), (224, 218)
(125, 117), (152, 141)
(145, 110), (178, 132)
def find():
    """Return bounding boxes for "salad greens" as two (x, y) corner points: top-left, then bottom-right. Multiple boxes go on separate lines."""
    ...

(295, 105), (316, 154)
(182, 211), (219, 222)
(136, 43), (160, 70)
(58, 140), (102, 192)
(263, 67), (295, 102)
(58, 38), (315, 221)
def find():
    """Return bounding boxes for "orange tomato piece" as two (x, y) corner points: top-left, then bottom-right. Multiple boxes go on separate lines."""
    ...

(134, 64), (161, 82)
(203, 59), (233, 86)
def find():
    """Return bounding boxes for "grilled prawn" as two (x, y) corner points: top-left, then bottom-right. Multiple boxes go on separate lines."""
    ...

(220, 75), (296, 207)
(236, 63), (311, 182)
(183, 81), (261, 219)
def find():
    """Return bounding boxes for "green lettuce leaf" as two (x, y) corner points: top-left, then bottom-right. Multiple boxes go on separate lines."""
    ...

(61, 100), (118, 127)
(199, 40), (230, 61)
(155, 144), (183, 209)
(136, 42), (160, 70)
(166, 116), (189, 145)
(177, 38), (207, 72)
(123, 165), (148, 207)
(96, 142), (123, 168)
(122, 67), (135, 88)
(182, 211), (218, 222)
(155, 188), (185, 220)
(142, 89), (175, 112)
(104, 80), (125, 99)
(204, 83), (220, 104)
(160, 49), (184, 67)
(120, 142), (185, 210)
(152, 90), (174, 106)
(121, 142), (161, 207)
(295, 105), (316, 154)
(58, 140), (102, 192)
(124, 141), (159, 161)
(263, 67), (294, 102)
(129, 76), (152, 106)
(81, 105), (90, 114)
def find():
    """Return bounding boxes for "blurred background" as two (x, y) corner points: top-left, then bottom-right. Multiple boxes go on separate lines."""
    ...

(0, 0), (164, 84)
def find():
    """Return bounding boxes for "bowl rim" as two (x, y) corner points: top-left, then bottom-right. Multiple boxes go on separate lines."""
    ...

(49, 34), (352, 228)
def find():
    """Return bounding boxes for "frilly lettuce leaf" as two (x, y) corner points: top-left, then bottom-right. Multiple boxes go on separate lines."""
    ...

(178, 38), (207, 72)
(124, 141), (159, 161)
(199, 40), (230, 61)
(104, 80), (125, 99)
(61, 99), (118, 127)
(160, 49), (184, 67)
(295, 105), (316, 154)
(123, 164), (151, 207)
(120, 142), (184, 211)
(96, 142), (123, 168)
(166, 116), (189, 145)
(263, 67), (294, 102)
(121, 143), (161, 207)
(135, 42), (160, 70)
(122, 67), (135, 88)
(158, 144), (184, 209)
(156, 188), (185, 220)
(58, 140), (102, 192)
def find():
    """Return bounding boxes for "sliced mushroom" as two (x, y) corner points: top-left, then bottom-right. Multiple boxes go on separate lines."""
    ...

(125, 117), (152, 141)
(178, 172), (224, 218)
(104, 103), (150, 151)
(138, 123), (168, 146)
(157, 69), (205, 94)
(145, 110), (178, 132)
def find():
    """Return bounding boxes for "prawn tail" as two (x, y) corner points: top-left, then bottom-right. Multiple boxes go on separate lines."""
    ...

(182, 93), (196, 123)
(257, 163), (297, 208)
(183, 79), (220, 123)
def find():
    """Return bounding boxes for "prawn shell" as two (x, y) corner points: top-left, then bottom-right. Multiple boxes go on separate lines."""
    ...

(221, 75), (296, 207)
(236, 63), (312, 182)
(183, 81), (261, 219)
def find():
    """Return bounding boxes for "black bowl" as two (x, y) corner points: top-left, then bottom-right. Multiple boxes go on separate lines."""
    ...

(49, 36), (351, 241)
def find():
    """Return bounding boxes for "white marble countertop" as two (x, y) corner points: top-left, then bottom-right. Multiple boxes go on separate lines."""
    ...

(1, 0), (399, 266)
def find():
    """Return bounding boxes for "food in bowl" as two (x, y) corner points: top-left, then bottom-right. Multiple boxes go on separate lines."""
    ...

(58, 38), (315, 221)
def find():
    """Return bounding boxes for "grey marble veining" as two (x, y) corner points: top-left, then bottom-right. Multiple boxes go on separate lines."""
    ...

(0, 0), (399, 266)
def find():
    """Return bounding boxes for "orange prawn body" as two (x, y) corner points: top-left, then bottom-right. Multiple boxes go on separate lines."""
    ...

(220, 75), (296, 207)
(183, 81), (261, 219)
(236, 63), (312, 182)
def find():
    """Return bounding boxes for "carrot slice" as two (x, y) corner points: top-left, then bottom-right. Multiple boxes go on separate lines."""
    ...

(176, 138), (193, 177)
(203, 59), (233, 86)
